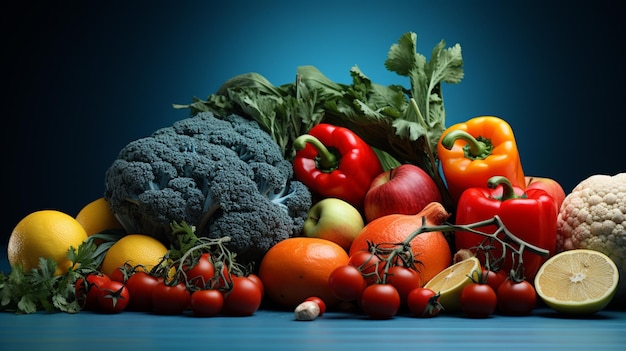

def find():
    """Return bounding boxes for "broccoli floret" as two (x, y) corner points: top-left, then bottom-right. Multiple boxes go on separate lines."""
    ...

(104, 112), (312, 265)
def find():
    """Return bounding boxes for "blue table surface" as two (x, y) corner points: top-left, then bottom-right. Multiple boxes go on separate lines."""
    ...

(2, 247), (626, 351)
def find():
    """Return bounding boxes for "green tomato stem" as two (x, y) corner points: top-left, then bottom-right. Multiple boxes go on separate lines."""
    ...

(373, 215), (549, 284)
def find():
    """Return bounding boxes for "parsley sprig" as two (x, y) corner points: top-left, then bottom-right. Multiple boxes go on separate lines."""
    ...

(0, 232), (122, 314)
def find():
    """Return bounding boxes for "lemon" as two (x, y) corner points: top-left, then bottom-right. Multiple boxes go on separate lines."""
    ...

(100, 234), (168, 277)
(423, 256), (480, 312)
(8, 210), (88, 276)
(534, 249), (619, 314)
(75, 197), (124, 236)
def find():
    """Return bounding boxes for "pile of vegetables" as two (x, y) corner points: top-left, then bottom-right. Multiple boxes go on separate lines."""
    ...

(104, 31), (466, 265)
(2, 31), (624, 317)
(174, 31), (463, 209)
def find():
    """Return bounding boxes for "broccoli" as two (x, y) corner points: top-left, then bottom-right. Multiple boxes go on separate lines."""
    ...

(104, 112), (312, 265)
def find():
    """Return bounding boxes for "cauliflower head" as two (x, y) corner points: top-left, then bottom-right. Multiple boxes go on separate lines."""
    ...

(556, 173), (626, 299)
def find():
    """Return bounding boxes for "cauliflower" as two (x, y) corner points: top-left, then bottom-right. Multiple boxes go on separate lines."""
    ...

(556, 173), (626, 299)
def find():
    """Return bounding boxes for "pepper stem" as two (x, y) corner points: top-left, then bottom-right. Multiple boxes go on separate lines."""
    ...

(293, 134), (338, 170)
(441, 130), (492, 160)
(487, 176), (522, 201)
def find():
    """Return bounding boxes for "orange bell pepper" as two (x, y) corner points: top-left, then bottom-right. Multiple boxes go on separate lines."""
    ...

(437, 116), (526, 205)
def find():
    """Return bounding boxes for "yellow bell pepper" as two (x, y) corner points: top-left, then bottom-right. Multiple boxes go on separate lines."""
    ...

(437, 116), (526, 205)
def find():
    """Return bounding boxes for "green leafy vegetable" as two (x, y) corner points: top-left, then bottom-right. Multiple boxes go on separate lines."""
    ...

(173, 67), (335, 161)
(0, 231), (123, 314)
(174, 32), (463, 207)
(1, 240), (99, 314)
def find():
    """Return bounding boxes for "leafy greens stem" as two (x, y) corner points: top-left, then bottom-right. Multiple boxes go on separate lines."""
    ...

(408, 97), (454, 210)
(409, 98), (426, 126)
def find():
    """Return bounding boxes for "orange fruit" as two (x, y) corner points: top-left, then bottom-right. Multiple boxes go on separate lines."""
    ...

(100, 234), (168, 277)
(75, 197), (124, 236)
(8, 210), (88, 276)
(349, 202), (452, 285)
(258, 237), (350, 309)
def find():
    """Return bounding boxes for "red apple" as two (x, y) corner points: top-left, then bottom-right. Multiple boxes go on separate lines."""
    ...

(364, 164), (442, 222)
(525, 176), (566, 211)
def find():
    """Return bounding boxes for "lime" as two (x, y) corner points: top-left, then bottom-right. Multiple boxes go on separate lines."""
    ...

(423, 257), (480, 312)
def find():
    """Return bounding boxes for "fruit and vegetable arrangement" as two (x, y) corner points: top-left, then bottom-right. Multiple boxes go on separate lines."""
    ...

(1, 32), (623, 320)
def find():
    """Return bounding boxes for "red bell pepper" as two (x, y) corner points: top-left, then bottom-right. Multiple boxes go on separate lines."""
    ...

(454, 176), (557, 281)
(292, 123), (383, 209)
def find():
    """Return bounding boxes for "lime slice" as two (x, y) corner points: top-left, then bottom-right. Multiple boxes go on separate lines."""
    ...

(423, 257), (480, 312)
(534, 249), (619, 315)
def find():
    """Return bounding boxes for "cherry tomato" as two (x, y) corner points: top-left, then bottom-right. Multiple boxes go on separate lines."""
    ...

(304, 296), (327, 316)
(349, 250), (384, 284)
(360, 284), (401, 319)
(183, 253), (215, 289)
(125, 271), (160, 311)
(385, 266), (422, 305)
(97, 280), (130, 313)
(75, 273), (111, 310)
(246, 273), (264, 299)
(329, 264), (367, 301)
(109, 263), (133, 283)
(460, 283), (497, 318)
(151, 281), (191, 315)
(222, 276), (263, 316)
(213, 260), (233, 290)
(483, 268), (507, 292)
(406, 287), (442, 318)
(191, 289), (224, 317)
(497, 279), (536, 315)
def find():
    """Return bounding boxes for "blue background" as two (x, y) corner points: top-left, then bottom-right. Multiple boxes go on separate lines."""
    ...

(2, 1), (625, 244)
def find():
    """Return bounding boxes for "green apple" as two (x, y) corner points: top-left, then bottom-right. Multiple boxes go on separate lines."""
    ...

(302, 198), (365, 251)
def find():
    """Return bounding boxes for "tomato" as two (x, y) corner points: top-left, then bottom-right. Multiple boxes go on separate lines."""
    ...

(385, 266), (422, 305)
(109, 263), (133, 283)
(222, 276), (263, 316)
(183, 253), (215, 289)
(349, 250), (384, 284)
(75, 273), (110, 310)
(406, 287), (442, 318)
(246, 273), (264, 299)
(151, 281), (191, 315)
(191, 289), (224, 317)
(109, 268), (125, 283)
(213, 261), (233, 290)
(483, 268), (507, 292)
(304, 296), (327, 316)
(360, 284), (401, 319)
(125, 271), (160, 311)
(328, 264), (367, 302)
(97, 280), (130, 313)
(497, 279), (536, 315)
(460, 283), (497, 318)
